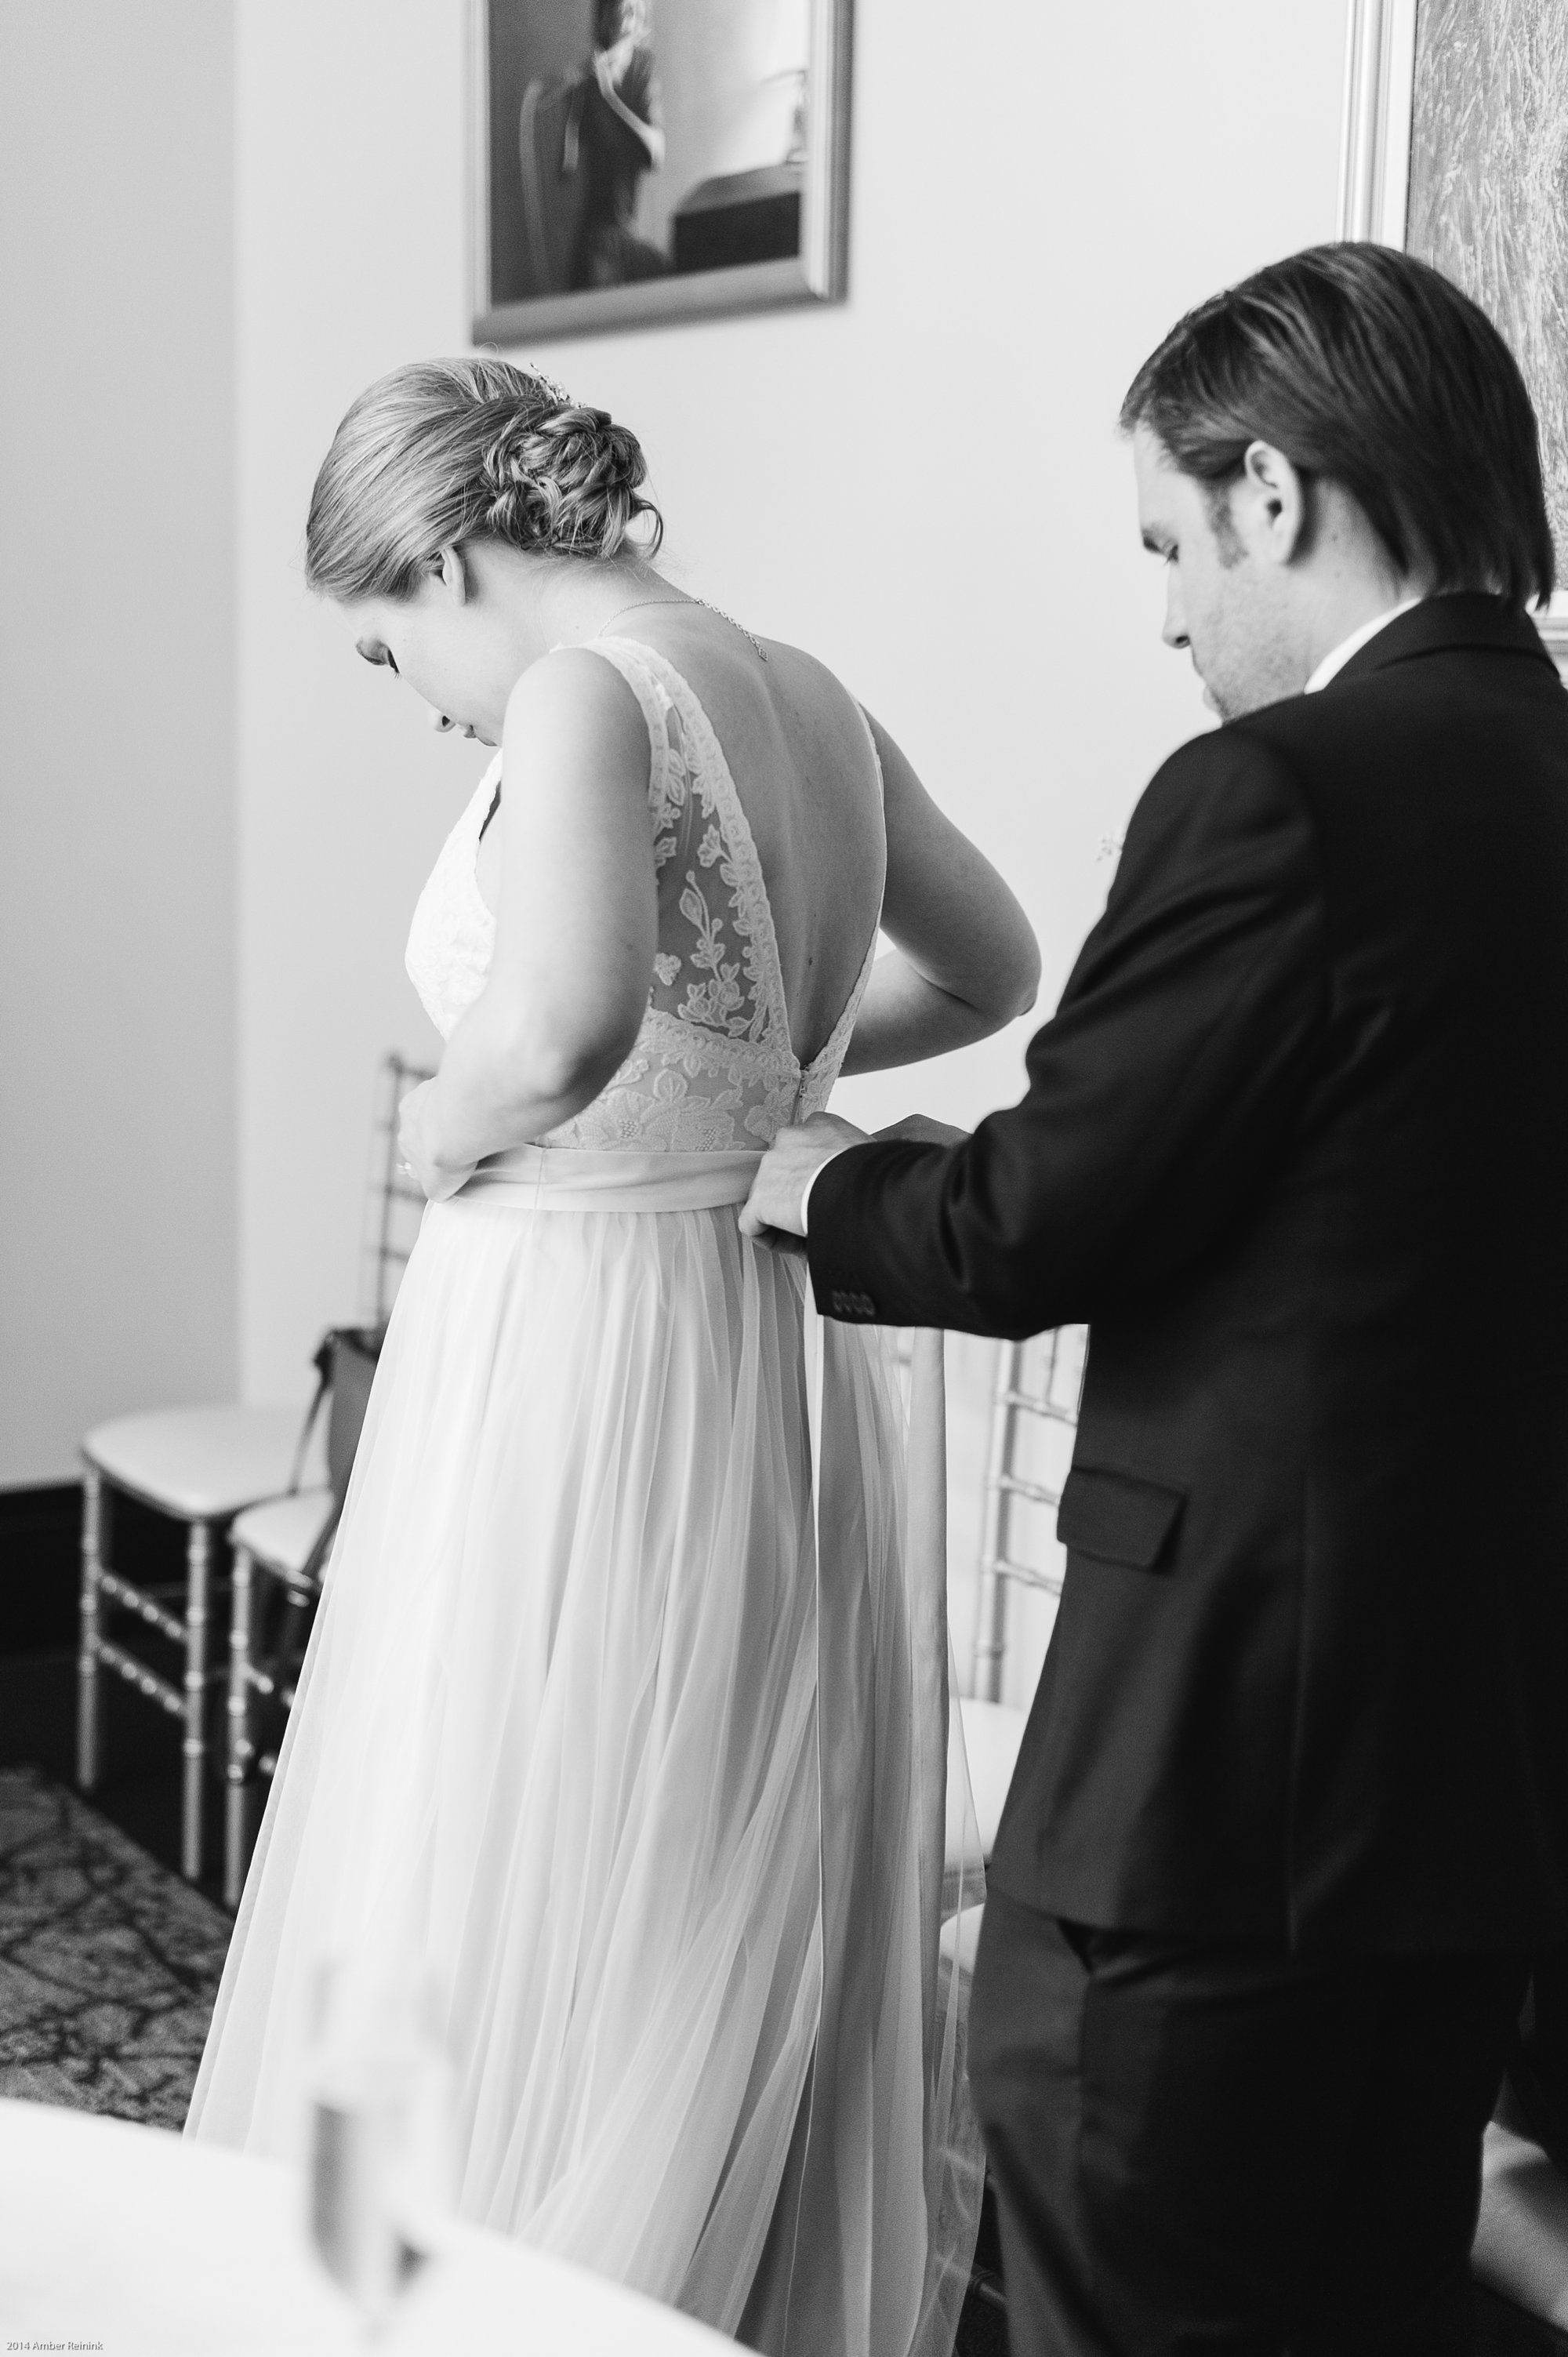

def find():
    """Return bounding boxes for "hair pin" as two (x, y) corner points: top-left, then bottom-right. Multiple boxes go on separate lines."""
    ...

(526, 366), (574, 408)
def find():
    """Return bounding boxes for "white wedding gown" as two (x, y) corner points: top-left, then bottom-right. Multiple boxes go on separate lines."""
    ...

(187, 637), (983, 2353)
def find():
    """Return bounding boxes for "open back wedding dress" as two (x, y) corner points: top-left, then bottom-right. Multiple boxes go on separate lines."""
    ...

(187, 637), (982, 2355)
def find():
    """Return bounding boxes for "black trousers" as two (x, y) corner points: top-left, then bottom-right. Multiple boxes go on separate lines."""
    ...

(968, 1889), (1530, 2356)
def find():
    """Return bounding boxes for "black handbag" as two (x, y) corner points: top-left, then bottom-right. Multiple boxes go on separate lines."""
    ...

(288, 1324), (386, 1587)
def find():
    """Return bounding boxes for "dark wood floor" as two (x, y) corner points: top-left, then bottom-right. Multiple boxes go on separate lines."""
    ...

(0, 1481), (228, 1901)
(0, 1646), (227, 1903)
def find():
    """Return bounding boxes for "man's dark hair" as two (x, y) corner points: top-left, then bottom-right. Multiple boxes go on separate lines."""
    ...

(1121, 242), (1555, 609)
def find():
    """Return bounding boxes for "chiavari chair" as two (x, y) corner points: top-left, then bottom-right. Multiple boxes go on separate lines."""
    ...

(78, 1052), (432, 1886)
(220, 1052), (432, 1903)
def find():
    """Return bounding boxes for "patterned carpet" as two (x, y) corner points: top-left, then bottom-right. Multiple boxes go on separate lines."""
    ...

(0, 1763), (230, 2128)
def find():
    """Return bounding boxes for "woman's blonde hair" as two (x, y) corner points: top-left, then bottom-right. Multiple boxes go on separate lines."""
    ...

(304, 357), (662, 601)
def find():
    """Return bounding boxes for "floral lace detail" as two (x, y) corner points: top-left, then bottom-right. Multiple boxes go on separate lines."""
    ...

(405, 640), (882, 1153)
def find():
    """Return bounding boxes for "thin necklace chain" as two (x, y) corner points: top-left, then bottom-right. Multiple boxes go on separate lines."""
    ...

(595, 594), (768, 663)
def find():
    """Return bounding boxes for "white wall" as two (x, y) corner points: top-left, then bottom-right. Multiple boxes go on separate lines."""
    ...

(0, 0), (237, 1485)
(235, 0), (1349, 1687)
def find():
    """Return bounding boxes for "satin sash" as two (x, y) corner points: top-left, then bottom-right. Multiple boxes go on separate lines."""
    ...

(457, 1143), (768, 1215)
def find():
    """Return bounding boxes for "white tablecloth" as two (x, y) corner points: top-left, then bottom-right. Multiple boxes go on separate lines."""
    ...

(0, 2097), (731, 2354)
(10, 2094), (1561, 2348)
(1475, 2121), (1568, 2330)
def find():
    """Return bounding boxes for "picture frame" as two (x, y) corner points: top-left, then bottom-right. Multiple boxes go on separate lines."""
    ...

(1337, 0), (1568, 663)
(470, 0), (852, 347)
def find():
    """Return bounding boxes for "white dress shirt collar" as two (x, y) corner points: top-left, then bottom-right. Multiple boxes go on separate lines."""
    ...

(1304, 596), (1425, 694)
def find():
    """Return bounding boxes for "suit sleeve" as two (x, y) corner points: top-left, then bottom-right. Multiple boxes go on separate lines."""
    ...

(806, 728), (1328, 1337)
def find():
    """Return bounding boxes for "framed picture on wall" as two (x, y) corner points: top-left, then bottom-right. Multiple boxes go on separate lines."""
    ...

(1338, 0), (1568, 663)
(470, 0), (851, 345)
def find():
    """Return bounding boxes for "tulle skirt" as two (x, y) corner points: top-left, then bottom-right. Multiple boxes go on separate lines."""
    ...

(187, 1149), (982, 2355)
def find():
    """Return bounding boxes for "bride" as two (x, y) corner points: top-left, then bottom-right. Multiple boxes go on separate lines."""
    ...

(187, 358), (1040, 2353)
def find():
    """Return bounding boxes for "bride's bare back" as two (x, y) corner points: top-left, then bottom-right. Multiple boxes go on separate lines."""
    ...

(572, 608), (888, 1068)
(469, 612), (884, 1062)
(468, 604), (1039, 1149)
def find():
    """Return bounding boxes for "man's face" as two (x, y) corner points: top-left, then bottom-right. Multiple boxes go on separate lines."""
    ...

(1132, 426), (1304, 721)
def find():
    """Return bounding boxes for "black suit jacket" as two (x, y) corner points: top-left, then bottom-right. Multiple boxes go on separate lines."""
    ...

(808, 597), (1568, 1952)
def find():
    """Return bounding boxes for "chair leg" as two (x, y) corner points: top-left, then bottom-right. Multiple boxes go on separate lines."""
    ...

(972, 1341), (1024, 1704)
(182, 1519), (213, 1882)
(77, 1469), (104, 1789)
(224, 1545), (256, 1908)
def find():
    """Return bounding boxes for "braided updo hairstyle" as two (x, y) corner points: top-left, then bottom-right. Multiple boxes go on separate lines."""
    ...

(303, 357), (662, 601)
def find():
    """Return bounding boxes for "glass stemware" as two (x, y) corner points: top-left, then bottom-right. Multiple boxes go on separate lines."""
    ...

(301, 1954), (456, 2330)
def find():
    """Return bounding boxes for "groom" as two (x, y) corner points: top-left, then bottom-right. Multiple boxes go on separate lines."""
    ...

(743, 243), (1568, 2352)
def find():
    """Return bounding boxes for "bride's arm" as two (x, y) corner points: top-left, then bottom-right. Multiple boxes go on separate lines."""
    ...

(838, 712), (1040, 1075)
(401, 652), (656, 1193)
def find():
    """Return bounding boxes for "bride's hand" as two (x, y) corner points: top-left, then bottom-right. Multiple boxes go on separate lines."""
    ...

(398, 1081), (477, 1204)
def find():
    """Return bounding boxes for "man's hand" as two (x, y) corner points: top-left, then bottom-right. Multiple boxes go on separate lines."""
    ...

(740, 1112), (869, 1248)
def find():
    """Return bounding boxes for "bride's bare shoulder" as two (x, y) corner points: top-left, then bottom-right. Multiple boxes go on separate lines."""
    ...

(759, 634), (845, 688)
(756, 636), (873, 735)
(499, 645), (651, 781)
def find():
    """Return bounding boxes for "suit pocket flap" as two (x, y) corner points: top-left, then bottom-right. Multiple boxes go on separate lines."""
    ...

(1057, 1465), (1186, 1571)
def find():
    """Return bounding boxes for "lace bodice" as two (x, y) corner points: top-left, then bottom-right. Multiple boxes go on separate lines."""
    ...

(405, 637), (883, 1153)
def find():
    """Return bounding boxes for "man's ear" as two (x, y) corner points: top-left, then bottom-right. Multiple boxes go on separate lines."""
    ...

(1238, 440), (1309, 567)
(433, 544), (470, 603)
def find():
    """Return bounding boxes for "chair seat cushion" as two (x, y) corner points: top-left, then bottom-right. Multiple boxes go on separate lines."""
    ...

(83, 1405), (303, 1520)
(230, 1488), (335, 1578)
(947, 1698), (1029, 1872)
(1473, 2123), (1568, 2328)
